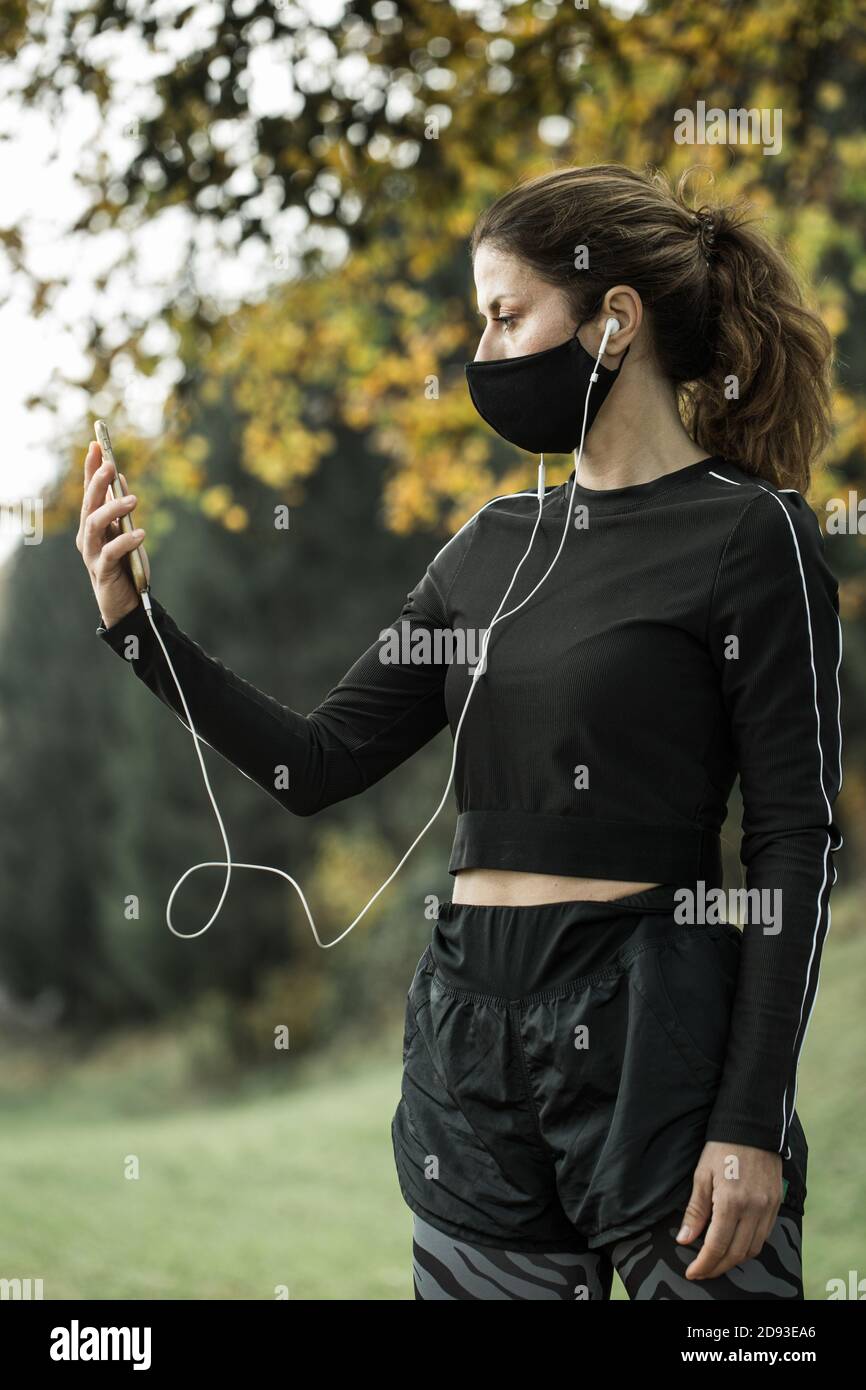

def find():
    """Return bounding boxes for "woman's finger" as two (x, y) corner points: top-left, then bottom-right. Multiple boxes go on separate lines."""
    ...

(750, 1205), (780, 1263)
(99, 527), (146, 569)
(83, 440), (101, 484)
(676, 1172), (712, 1246)
(79, 443), (103, 523)
(78, 447), (108, 553)
(684, 1203), (738, 1280)
(82, 459), (115, 522)
(718, 1213), (761, 1275)
(82, 493), (138, 566)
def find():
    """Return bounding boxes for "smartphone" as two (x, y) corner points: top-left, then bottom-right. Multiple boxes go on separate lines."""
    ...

(94, 419), (150, 595)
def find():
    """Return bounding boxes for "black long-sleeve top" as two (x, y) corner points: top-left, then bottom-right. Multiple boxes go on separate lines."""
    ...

(96, 453), (843, 1157)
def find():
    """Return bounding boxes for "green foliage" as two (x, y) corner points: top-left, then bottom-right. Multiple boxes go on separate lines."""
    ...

(2, 0), (864, 1041)
(18, 0), (863, 526)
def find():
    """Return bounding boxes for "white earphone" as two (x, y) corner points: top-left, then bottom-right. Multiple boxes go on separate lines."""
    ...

(587, 317), (621, 390)
(599, 316), (621, 353)
(139, 327), (620, 945)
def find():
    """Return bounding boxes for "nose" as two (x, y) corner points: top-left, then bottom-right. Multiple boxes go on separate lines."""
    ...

(473, 326), (498, 363)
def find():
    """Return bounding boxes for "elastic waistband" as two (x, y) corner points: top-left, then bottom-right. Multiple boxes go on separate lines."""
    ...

(436, 882), (679, 924)
(448, 811), (723, 884)
(431, 884), (687, 1001)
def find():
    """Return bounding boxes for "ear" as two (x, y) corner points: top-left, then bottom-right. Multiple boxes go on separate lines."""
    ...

(577, 286), (641, 364)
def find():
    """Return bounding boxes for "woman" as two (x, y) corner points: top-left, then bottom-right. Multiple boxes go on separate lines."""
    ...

(77, 164), (842, 1301)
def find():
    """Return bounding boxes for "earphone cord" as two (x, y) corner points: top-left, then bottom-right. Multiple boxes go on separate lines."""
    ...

(142, 333), (610, 944)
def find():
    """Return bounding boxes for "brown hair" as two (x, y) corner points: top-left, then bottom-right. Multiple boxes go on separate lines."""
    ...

(469, 164), (834, 493)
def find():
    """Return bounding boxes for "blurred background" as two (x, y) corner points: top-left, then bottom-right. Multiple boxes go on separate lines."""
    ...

(0, 0), (863, 1300)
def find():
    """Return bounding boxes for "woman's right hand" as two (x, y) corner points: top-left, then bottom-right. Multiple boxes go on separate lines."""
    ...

(76, 440), (149, 629)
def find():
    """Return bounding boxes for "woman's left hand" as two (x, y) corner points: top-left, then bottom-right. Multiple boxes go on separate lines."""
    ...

(676, 1140), (784, 1280)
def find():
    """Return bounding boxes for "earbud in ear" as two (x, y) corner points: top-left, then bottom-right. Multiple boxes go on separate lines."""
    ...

(605, 317), (621, 334)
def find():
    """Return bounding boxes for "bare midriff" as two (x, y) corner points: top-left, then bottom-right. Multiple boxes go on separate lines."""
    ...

(452, 868), (662, 907)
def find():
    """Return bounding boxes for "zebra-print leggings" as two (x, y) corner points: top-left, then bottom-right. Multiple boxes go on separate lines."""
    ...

(412, 1206), (804, 1300)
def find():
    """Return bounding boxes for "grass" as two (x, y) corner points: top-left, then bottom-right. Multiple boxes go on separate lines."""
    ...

(0, 1028), (414, 1300)
(1, 906), (863, 1300)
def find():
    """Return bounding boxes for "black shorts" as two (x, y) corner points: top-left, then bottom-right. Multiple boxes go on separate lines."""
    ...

(391, 885), (808, 1253)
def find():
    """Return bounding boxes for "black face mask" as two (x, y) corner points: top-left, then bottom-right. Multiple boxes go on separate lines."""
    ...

(464, 329), (629, 455)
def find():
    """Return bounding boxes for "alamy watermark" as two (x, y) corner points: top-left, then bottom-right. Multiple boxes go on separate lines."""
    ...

(825, 493), (866, 534)
(1, 1276), (44, 1299)
(379, 620), (488, 667)
(674, 881), (782, 933)
(49, 1321), (151, 1370)
(0, 498), (43, 545)
(674, 101), (782, 157)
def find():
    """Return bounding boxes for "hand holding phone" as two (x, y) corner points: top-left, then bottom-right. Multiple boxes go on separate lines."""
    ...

(94, 420), (151, 595)
(76, 420), (151, 628)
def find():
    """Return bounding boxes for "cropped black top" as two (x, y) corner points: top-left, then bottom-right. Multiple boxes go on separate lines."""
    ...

(96, 453), (843, 1155)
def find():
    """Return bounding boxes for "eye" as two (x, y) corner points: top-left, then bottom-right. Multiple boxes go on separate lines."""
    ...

(495, 315), (517, 333)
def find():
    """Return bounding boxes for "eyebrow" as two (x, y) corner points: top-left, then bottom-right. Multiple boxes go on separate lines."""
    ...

(476, 294), (518, 316)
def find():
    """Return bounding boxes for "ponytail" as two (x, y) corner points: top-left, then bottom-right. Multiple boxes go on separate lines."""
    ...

(679, 190), (834, 493)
